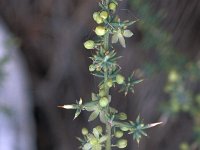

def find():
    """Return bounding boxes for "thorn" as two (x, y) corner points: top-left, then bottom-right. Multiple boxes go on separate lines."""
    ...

(137, 139), (140, 146)
(148, 122), (163, 128)
(58, 105), (75, 109)
(131, 71), (135, 76)
(125, 92), (128, 96)
(57, 106), (64, 108)
(79, 98), (83, 105)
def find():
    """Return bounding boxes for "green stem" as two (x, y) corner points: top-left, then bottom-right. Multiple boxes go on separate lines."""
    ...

(104, 32), (109, 50)
(105, 0), (109, 5)
(106, 123), (111, 150)
(103, 32), (111, 150)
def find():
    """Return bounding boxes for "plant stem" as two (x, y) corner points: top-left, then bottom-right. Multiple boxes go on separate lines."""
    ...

(103, 32), (112, 150)
(106, 123), (111, 150)
(105, 0), (109, 6)
(104, 32), (109, 50)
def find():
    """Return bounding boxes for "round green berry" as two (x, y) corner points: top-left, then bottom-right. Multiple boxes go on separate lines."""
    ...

(99, 89), (106, 97)
(118, 112), (127, 120)
(89, 64), (95, 72)
(96, 15), (103, 24)
(99, 97), (109, 107)
(106, 79), (113, 88)
(84, 40), (95, 49)
(116, 74), (125, 84)
(117, 139), (127, 149)
(100, 11), (108, 20)
(180, 143), (189, 150)
(96, 65), (101, 71)
(168, 70), (179, 82)
(95, 126), (103, 134)
(95, 26), (106, 36)
(93, 12), (99, 21)
(81, 128), (88, 135)
(90, 138), (98, 145)
(120, 127), (129, 132)
(109, 3), (117, 11)
(114, 131), (124, 138)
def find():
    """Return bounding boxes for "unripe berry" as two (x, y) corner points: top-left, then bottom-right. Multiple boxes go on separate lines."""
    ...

(95, 126), (103, 134)
(168, 70), (179, 82)
(120, 127), (129, 132)
(81, 128), (88, 135)
(109, 3), (117, 11)
(106, 79), (113, 88)
(93, 12), (99, 21)
(116, 74), (125, 84)
(114, 131), (124, 138)
(100, 11), (108, 20)
(96, 65), (101, 71)
(99, 97), (109, 107)
(180, 143), (189, 150)
(89, 64), (95, 72)
(90, 138), (98, 145)
(84, 40), (95, 49)
(117, 139), (127, 149)
(99, 89), (106, 97)
(118, 112), (127, 120)
(95, 26), (106, 36)
(96, 15), (103, 24)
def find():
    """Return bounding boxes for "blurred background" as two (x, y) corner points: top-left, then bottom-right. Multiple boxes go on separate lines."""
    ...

(0, 0), (200, 150)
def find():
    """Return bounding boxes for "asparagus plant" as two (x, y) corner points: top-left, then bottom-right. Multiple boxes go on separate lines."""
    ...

(59, 0), (161, 149)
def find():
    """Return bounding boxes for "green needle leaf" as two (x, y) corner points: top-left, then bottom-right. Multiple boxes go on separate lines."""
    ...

(123, 30), (133, 38)
(112, 33), (119, 43)
(88, 110), (100, 122)
(143, 122), (163, 129)
(74, 109), (81, 120)
(118, 33), (126, 48)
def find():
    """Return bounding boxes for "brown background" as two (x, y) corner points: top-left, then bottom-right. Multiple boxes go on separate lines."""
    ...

(0, 0), (200, 149)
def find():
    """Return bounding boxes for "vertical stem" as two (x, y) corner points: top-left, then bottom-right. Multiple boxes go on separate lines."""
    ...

(104, 32), (109, 51)
(106, 123), (111, 150)
(103, 32), (111, 150)
(105, 0), (109, 6)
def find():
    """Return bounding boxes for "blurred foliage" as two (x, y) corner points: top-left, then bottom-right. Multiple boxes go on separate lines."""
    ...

(0, 56), (7, 85)
(0, 35), (17, 115)
(130, 0), (200, 149)
(0, 54), (9, 116)
(0, 35), (19, 85)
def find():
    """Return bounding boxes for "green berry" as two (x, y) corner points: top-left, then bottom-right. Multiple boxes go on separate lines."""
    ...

(100, 11), (108, 20)
(99, 89), (106, 97)
(95, 126), (103, 134)
(96, 15), (103, 24)
(95, 26), (106, 36)
(109, 3), (117, 11)
(90, 138), (98, 145)
(116, 74), (125, 84)
(120, 127), (129, 132)
(118, 112), (127, 120)
(117, 139), (127, 149)
(168, 70), (179, 82)
(93, 12), (99, 21)
(96, 65), (101, 71)
(81, 128), (88, 135)
(99, 97), (109, 107)
(106, 79), (113, 87)
(89, 64), (95, 72)
(84, 40), (95, 49)
(114, 131), (124, 138)
(180, 143), (189, 150)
